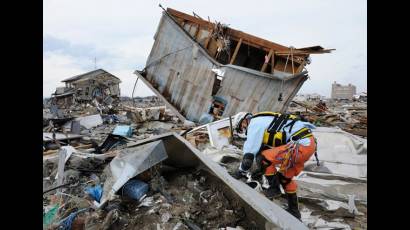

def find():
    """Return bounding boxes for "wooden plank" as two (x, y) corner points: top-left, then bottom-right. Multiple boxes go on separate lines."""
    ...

(168, 7), (334, 64)
(296, 60), (306, 73)
(168, 8), (213, 29)
(275, 50), (333, 55)
(229, 38), (243, 64)
(187, 23), (193, 34)
(167, 8), (313, 55)
(208, 39), (218, 57)
(204, 28), (214, 49)
(166, 8), (307, 65)
(271, 52), (275, 73)
(227, 29), (289, 52)
(194, 24), (201, 40)
(261, 49), (274, 72)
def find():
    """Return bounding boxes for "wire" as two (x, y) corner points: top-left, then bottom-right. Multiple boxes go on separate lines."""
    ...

(143, 45), (194, 72)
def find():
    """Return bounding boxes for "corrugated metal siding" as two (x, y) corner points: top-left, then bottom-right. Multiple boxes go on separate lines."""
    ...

(215, 66), (302, 116)
(143, 13), (307, 122)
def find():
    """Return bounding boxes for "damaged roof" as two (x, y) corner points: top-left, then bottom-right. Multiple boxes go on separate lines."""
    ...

(166, 8), (334, 61)
(61, 68), (121, 83)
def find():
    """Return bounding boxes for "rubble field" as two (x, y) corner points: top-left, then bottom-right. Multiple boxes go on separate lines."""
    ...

(43, 95), (367, 229)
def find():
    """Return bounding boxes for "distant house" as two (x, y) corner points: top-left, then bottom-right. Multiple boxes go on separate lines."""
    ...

(52, 69), (121, 106)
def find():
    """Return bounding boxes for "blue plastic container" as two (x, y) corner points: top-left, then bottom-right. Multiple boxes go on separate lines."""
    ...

(112, 125), (133, 137)
(122, 179), (148, 201)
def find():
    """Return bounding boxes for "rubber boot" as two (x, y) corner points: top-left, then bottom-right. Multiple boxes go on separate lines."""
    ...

(286, 193), (301, 220)
(264, 174), (281, 199)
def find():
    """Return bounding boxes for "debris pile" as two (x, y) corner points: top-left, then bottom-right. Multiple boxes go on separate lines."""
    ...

(44, 88), (264, 229)
(43, 159), (255, 229)
(289, 100), (367, 137)
(44, 93), (366, 229)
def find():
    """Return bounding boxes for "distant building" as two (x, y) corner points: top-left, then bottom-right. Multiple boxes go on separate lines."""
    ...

(331, 81), (356, 100)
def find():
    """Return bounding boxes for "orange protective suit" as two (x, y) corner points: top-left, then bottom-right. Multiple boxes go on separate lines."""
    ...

(261, 136), (316, 193)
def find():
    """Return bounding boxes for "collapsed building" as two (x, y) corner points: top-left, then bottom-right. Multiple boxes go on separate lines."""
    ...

(135, 8), (334, 123)
(51, 69), (121, 108)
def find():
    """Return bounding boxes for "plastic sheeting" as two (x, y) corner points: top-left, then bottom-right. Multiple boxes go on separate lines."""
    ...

(307, 127), (367, 178)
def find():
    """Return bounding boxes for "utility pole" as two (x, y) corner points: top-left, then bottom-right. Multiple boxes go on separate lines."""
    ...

(94, 57), (97, 70)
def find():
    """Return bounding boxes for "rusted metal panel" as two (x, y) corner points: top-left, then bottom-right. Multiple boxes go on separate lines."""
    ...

(139, 11), (310, 122)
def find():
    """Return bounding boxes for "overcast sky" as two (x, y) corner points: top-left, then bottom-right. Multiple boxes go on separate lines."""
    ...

(43, 0), (366, 98)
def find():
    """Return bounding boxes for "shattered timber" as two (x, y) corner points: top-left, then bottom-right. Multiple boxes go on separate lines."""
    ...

(43, 7), (366, 230)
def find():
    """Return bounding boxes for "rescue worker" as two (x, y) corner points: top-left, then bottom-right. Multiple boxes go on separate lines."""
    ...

(231, 111), (317, 219)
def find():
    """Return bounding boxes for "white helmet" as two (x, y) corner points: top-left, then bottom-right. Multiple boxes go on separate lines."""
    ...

(232, 112), (252, 134)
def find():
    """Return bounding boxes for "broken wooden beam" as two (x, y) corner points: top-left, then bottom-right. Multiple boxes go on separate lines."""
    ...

(194, 24), (201, 39)
(204, 28), (213, 49)
(230, 38), (242, 65)
(261, 49), (274, 72)
(271, 52), (275, 73)
(297, 59), (306, 73)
